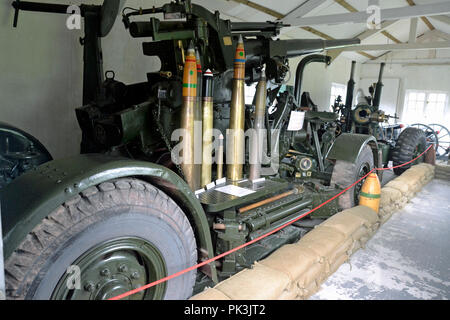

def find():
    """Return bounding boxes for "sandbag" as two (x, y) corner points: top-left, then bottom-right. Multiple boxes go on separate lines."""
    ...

(328, 253), (349, 275)
(416, 163), (435, 172)
(258, 244), (321, 282)
(278, 288), (298, 300)
(395, 175), (422, 193)
(379, 205), (394, 217)
(294, 259), (327, 289)
(297, 279), (320, 300)
(319, 210), (370, 237)
(385, 180), (409, 195)
(214, 263), (291, 300)
(351, 224), (371, 242)
(359, 227), (376, 247)
(345, 206), (379, 225)
(295, 227), (346, 264)
(348, 238), (362, 255)
(190, 288), (231, 300)
(382, 187), (402, 202)
(380, 211), (393, 224)
(397, 197), (408, 209)
(380, 189), (393, 207)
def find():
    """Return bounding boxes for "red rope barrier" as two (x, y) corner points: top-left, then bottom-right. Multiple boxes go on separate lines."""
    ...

(109, 145), (432, 300)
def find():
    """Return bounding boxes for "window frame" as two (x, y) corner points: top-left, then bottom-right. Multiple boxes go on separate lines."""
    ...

(330, 82), (347, 110)
(403, 89), (449, 126)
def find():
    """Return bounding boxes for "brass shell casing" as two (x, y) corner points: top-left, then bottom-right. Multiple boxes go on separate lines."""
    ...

(201, 97), (214, 186)
(217, 135), (224, 180)
(193, 49), (203, 190)
(227, 79), (246, 181)
(249, 76), (267, 181)
(180, 96), (196, 190)
(181, 45), (197, 190)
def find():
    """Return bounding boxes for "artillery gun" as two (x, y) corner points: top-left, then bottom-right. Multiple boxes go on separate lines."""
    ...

(1, 0), (383, 300)
(333, 61), (427, 175)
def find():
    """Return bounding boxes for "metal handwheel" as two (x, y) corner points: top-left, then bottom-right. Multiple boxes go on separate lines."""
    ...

(428, 124), (450, 159)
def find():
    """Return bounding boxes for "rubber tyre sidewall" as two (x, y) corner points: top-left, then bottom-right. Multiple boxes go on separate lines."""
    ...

(331, 145), (374, 210)
(27, 206), (195, 300)
(392, 128), (426, 175)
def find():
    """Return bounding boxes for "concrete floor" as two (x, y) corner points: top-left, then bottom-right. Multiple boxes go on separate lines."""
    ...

(310, 178), (450, 300)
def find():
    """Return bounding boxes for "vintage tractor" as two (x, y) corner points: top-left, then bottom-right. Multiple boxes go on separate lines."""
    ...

(333, 61), (427, 175)
(1, 0), (382, 300)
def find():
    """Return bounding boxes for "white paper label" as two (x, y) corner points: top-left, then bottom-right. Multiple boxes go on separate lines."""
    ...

(206, 182), (216, 190)
(215, 177), (226, 185)
(251, 177), (266, 184)
(287, 111), (305, 131)
(215, 185), (255, 197)
(195, 188), (205, 196)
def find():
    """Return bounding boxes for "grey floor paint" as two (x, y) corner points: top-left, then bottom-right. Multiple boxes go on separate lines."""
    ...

(310, 178), (450, 300)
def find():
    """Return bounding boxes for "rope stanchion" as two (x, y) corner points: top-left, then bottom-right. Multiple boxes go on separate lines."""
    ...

(109, 145), (432, 300)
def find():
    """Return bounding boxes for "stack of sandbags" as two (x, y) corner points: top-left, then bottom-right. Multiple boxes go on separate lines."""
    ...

(190, 206), (379, 300)
(379, 187), (403, 224)
(435, 163), (450, 180)
(191, 260), (293, 300)
(384, 164), (434, 201)
(378, 163), (434, 224)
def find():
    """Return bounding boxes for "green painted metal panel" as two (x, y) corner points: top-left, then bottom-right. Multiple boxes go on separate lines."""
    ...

(326, 133), (378, 164)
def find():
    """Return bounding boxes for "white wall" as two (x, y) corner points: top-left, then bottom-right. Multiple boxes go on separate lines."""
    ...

(0, 0), (163, 159)
(360, 63), (450, 123)
(287, 56), (361, 112)
(0, 0), (359, 160)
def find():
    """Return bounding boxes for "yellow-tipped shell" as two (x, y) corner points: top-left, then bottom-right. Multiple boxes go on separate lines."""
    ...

(183, 45), (197, 97)
(359, 172), (381, 213)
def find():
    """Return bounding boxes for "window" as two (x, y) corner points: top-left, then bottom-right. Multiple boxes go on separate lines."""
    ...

(330, 83), (347, 110)
(403, 90), (449, 127)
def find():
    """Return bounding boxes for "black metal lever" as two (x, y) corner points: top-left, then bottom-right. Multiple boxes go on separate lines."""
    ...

(12, 0), (20, 27)
(12, 0), (71, 27)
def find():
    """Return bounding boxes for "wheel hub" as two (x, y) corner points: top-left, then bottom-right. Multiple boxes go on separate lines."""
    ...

(355, 163), (371, 204)
(51, 238), (167, 300)
(83, 251), (146, 300)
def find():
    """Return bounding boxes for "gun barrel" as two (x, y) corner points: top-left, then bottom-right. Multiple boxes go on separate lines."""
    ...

(373, 62), (386, 109)
(12, 1), (70, 14)
(230, 22), (289, 32)
(345, 61), (356, 109)
(285, 38), (360, 57)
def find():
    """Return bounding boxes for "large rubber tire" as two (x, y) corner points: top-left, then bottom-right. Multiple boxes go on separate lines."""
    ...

(330, 145), (374, 210)
(4, 178), (197, 300)
(392, 127), (426, 176)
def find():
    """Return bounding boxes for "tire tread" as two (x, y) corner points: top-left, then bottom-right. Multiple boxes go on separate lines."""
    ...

(5, 178), (197, 300)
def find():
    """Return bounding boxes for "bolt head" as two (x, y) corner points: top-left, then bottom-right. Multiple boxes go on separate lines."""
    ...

(100, 268), (110, 277)
(131, 271), (140, 279)
(84, 282), (95, 292)
(118, 264), (128, 273)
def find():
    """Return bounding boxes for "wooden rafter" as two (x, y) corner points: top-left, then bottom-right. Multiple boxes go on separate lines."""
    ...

(406, 0), (435, 31)
(381, 31), (402, 44)
(230, 0), (283, 19)
(228, 0), (376, 60)
(334, 0), (403, 44)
